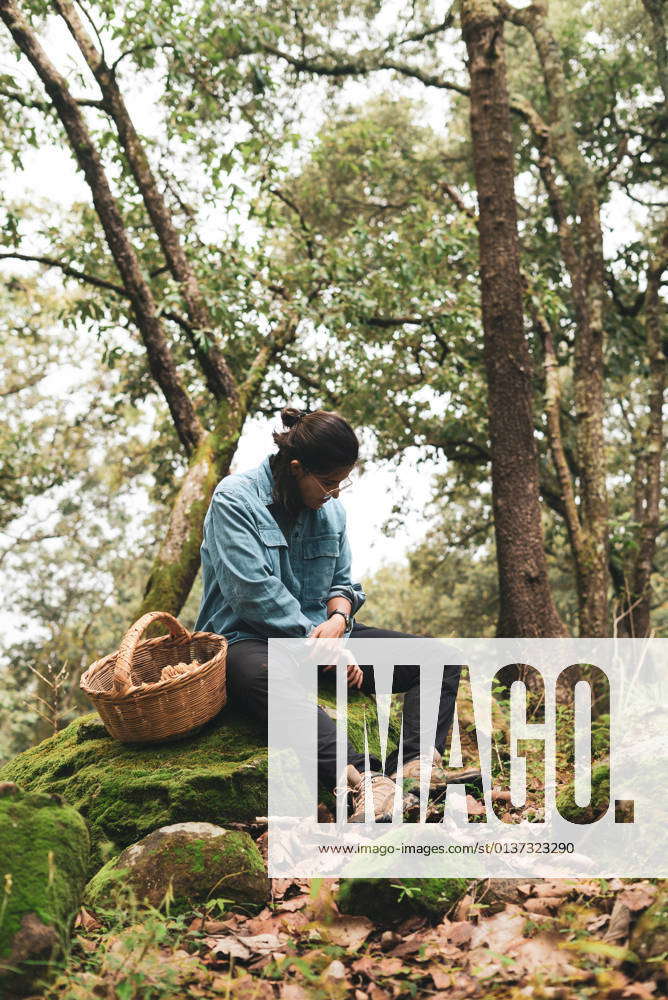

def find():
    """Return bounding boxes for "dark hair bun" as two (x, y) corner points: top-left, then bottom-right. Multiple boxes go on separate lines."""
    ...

(280, 406), (306, 429)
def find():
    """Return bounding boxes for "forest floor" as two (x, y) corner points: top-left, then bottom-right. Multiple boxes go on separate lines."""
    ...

(39, 861), (665, 999)
(34, 697), (665, 999)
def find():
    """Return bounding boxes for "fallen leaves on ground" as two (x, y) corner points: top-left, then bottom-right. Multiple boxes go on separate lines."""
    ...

(54, 872), (665, 1000)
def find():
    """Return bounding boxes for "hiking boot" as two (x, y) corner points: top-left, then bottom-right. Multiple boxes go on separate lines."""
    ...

(333, 764), (421, 822)
(391, 747), (482, 798)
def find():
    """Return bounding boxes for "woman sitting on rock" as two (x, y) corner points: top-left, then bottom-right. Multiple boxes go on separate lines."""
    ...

(195, 407), (476, 821)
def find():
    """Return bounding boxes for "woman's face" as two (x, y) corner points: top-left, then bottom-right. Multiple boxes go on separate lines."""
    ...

(289, 459), (355, 510)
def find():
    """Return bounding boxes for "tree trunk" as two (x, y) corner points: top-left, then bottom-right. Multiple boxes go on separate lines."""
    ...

(461, 0), (566, 638)
(138, 407), (244, 617)
(52, 0), (238, 405)
(503, 0), (610, 636)
(138, 317), (300, 616)
(0, 0), (204, 455)
(616, 225), (668, 636)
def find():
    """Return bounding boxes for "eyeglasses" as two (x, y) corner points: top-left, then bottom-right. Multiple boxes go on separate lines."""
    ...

(304, 468), (355, 499)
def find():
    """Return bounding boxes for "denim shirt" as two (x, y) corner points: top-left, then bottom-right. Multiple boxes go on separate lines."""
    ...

(194, 454), (366, 645)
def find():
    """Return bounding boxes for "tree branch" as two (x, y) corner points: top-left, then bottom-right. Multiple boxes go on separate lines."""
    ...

(0, 250), (192, 333)
(52, 0), (238, 405)
(0, 83), (103, 109)
(258, 42), (470, 95)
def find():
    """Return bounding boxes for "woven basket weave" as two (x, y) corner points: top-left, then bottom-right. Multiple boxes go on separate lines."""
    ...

(80, 611), (227, 744)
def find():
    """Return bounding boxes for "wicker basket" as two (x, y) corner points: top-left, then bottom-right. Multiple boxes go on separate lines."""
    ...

(80, 611), (227, 744)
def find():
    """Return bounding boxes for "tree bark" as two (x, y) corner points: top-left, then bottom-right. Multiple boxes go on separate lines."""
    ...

(51, 0), (238, 406)
(641, 0), (668, 104)
(0, 0), (204, 455)
(137, 408), (244, 618)
(499, 0), (610, 636)
(137, 316), (300, 616)
(616, 224), (668, 636)
(460, 0), (566, 638)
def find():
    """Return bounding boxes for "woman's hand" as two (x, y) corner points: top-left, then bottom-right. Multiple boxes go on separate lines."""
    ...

(310, 616), (347, 640)
(306, 618), (363, 689)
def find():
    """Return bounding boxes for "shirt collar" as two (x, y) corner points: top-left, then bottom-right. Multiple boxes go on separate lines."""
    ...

(256, 454), (276, 506)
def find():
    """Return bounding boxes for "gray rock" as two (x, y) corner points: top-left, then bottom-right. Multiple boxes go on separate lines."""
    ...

(84, 821), (269, 915)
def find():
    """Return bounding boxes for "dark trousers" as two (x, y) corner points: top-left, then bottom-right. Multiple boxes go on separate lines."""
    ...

(225, 622), (461, 790)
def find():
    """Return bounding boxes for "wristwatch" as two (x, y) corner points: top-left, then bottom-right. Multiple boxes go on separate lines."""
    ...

(328, 609), (351, 630)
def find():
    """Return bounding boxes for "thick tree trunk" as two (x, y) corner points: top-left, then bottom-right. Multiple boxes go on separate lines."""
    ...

(138, 318), (300, 616)
(641, 0), (668, 104)
(461, 0), (566, 638)
(502, 0), (610, 636)
(137, 408), (244, 617)
(616, 226), (668, 636)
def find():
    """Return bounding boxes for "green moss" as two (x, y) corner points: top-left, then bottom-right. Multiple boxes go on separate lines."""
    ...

(0, 788), (90, 996)
(84, 824), (268, 915)
(556, 762), (610, 823)
(336, 877), (471, 923)
(0, 691), (395, 877)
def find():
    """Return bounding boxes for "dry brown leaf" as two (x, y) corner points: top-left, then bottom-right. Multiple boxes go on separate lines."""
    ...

(205, 936), (251, 961)
(466, 794), (486, 816)
(586, 913), (610, 932)
(279, 895), (309, 912)
(512, 931), (590, 979)
(279, 985), (312, 1000)
(523, 897), (563, 915)
(469, 905), (526, 952)
(430, 965), (452, 989)
(236, 932), (288, 954)
(449, 921), (473, 947)
(621, 981), (658, 998)
(368, 988), (392, 1000)
(224, 975), (275, 999)
(76, 937), (98, 954)
(320, 914), (374, 950)
(604, 898), (632, 943)
(533, 879), (575, 898)
(618, 883), (657, 912)
(351, 956), (377, 977)
(375, 956), (405, 977)
(205, 930), (287, 964)
(74, 906), (101, 931)
(574, 880), (605, 897)
(455, 893), (475, 921)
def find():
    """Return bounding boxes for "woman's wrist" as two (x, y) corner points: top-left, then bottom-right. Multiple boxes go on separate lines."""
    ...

(327, 609), (350, 633)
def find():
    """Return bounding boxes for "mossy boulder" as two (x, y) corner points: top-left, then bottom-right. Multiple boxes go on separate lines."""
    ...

(556, 762), (610, 823)
(0, 783), (90, 999)
(337, 877), (471, 924)
(0, 685), (399, 877)
(84, 821), (269, 915)
(630, 883), (668, 983)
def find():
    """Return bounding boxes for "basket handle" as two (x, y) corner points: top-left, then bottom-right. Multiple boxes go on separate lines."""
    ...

(114, 612), (191, 695)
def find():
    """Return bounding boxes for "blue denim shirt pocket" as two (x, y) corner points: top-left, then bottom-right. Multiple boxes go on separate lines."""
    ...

(258, 525), (288, 575)
(302, 532), (340, 604)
